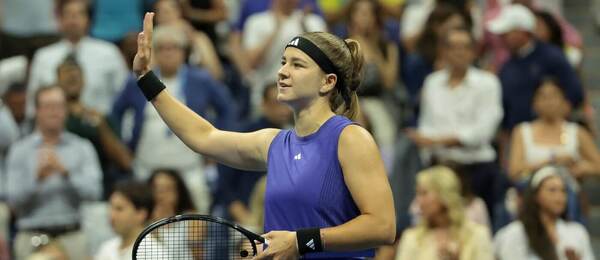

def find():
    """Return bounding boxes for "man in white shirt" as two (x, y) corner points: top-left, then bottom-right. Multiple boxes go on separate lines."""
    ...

(95, 181), (154, 260)
(242, 0), (326, 112)
(407, 28), (503, 221)
(26, 0), (127, 117)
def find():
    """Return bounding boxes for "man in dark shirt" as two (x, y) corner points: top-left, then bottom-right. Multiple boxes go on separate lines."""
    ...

(488, 4), (583, 131)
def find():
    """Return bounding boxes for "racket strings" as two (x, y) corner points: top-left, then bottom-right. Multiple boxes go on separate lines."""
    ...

(136, 219), (257, 259)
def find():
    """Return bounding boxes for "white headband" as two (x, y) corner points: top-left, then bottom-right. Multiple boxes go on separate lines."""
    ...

(531, 166), (559, 189)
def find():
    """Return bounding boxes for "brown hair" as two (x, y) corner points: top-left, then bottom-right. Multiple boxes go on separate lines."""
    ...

(300, 32), (364, 120)
(519, 170), (565, 260)
(112, 180), (155, 221)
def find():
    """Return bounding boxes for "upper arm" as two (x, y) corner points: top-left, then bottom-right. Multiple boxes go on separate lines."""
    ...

(198, 128), (280, 171)
(577, 127), (600, 166)
(508, 126), (525, 178)
(338, 125), (394, 222)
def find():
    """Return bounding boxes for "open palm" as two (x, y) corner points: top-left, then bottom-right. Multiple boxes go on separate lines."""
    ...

(133, 12), (155, 78)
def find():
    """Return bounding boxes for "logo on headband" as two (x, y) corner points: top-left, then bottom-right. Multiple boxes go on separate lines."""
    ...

(288, 38), (300, 47)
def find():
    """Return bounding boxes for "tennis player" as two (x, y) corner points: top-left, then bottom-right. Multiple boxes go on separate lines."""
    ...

(134, 12), (395, 259)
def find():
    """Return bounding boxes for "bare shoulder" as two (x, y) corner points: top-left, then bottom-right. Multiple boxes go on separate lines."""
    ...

(255, 128), (282, 143)
(338, 124), (380, 161)
(252, 128), (282, 157)
(339, 124), (376, 147)
(576, 125), (594, 140)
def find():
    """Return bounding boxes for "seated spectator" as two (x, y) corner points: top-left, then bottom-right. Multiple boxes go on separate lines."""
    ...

(407, 28), (503, 219)
(0, 83), (31, 201)
(513, 0), (582, 48)
(113, 25), (235, 212)
(487, 4), (583, 131)
(154, 0), (224, 80)
(6, 86), (102, 260)
(242, 0), (327, 111)
(56, 54), (134, 197)
(409, 164), (492, 229)
(402, 3), (470, 112)
(401, 0), (482, 53)
(145, 169), (209, 257)
(345, 0), (399, 150)
(179, 0), (228, 45)
(0, 83), (31, 162)
(148, 169), (196, 221)
(509, 79), (600, 182)
(27, 0), (128, 117)
(495, 166), (595, 260)
(534, 10), (582, 69)
(396, 166), (493, 260)
(212, 83), (292, 222)
(95, 181), (154, 260)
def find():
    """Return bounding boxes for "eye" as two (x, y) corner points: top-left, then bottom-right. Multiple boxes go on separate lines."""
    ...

(280, 60), (286, 66)
(293, 63), (303, 68)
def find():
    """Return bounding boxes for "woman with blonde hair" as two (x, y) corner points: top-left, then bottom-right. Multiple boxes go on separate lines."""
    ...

(396, 166), (493, 260)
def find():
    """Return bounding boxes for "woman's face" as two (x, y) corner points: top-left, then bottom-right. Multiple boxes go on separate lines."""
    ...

(277, 47), (330, 106)
(155, 39), (185, 74)
(350, 1), (377, 35)
(416, 183), (446, 221)
(536, 176), (567, 217)
(533, 83), (569, 119)
(152, 173), (179, 210)
(535, 16), (551, 43)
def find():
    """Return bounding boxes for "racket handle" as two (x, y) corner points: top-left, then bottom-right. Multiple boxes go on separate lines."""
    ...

(264, 239), (270, 246)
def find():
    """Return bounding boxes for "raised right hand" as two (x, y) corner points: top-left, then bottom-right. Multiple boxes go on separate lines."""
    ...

(133, 12), (155, 78)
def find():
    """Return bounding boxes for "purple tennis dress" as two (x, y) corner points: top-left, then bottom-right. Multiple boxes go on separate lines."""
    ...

(264, 115), (375, 259)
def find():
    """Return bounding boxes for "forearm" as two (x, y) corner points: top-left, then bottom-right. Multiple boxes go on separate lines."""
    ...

(97, 121), (133, 171)
(379, 62), (397, 90)
(320, 213), (395, 251)
(191, 34), (224, 80)
(228, 33), (251, 75)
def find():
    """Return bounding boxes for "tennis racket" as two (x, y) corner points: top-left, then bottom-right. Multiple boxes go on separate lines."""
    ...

(132, 214), (267, 260)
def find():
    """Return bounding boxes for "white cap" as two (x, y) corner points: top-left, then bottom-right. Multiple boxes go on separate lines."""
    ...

(487, 4), (536, 34)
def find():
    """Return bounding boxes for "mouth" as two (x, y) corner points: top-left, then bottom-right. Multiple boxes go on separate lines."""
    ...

(278, 81), (291, 88)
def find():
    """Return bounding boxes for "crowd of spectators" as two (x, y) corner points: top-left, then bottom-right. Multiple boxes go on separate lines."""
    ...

(0, 0), (598, 259)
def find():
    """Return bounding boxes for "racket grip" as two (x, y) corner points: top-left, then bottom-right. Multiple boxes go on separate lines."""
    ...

(264, 239), (270, 246)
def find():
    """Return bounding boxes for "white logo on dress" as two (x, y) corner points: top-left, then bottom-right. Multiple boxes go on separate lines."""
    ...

(294, 153), (302, 160)
(306, 239), (315, 250)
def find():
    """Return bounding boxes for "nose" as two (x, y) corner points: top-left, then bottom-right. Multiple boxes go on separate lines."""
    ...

(278, 63), (290, 81)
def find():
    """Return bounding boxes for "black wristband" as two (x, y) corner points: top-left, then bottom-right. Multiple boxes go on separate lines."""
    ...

(137, 71), (165, 101)
(296, 228), (323, 255)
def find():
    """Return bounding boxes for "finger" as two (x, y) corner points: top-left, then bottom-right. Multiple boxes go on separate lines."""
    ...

(261, 232), (274, 240)
(137, 32), (145, 54)
(143, 12), (155, 44)
(252, 250), (269, 260)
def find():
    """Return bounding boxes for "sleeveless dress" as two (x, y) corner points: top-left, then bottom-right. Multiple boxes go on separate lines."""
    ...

(265, 115), (374, 259)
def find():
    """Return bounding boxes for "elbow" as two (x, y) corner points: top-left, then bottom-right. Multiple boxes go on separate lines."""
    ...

(375, 217), (396, 245)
